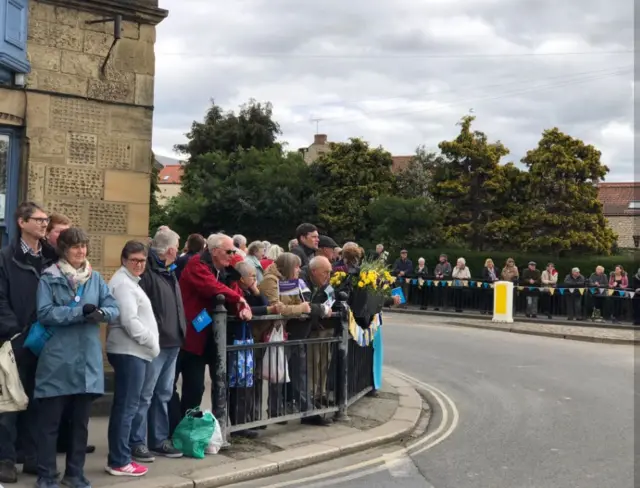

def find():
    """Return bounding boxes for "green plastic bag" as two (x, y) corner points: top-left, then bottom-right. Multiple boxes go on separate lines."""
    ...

(172, 408), (215, 459)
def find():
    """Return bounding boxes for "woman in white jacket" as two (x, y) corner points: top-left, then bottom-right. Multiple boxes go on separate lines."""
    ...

(105, 241), (159, 478)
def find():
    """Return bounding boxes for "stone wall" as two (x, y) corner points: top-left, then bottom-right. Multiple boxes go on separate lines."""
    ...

(22, 0), (160, 279)
(607, 216), (639, 249)
(157, 183), (181, 205)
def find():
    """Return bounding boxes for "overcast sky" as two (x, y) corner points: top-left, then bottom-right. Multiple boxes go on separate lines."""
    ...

(152, 0), (634, 182)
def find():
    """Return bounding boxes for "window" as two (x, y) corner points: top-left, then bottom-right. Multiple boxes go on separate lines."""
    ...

(163, 175), (170, 181)
(0, 127), (21, 246)
(628, 201), (640, 209)
(0, 0), (30, 74)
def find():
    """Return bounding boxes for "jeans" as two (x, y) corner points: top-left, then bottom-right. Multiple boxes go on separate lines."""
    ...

(130, 347), (179, 449)
(0, 342), (38, 466)
(526, 295), (539, 315)
(107, 353), (148, 468)
(37, 394), (93, 480)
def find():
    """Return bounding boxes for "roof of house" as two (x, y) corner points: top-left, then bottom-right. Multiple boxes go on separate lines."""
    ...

(391, 155), (413, 173)
(158, 164), (183, 184)
(597, 182), (640, 216)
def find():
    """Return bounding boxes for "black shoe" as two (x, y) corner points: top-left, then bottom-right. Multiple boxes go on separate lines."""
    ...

(0, 459), (18, 483)
(230, 429), (259, 439)
(301, 415), (332, 426)
(57, 444), (95, 455)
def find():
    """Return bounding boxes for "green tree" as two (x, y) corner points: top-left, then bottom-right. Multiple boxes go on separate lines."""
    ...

(310, 138), (396, 242)
(367, 196), (445, 249)
(429, 116), (510, 251)
(395, 146), (443, 199)
(167, 148), (316, 242)
(519, 128), (616, 255)
(148, 154), (167, 234)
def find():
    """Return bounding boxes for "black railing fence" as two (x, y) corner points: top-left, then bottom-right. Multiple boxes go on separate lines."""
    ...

(395, 277), (638, 323)
(210, 292), (374, 445)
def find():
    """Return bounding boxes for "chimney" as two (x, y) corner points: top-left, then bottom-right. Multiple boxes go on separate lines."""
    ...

(314, 134), (327, 145)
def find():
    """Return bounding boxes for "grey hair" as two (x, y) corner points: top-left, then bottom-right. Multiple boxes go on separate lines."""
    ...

(262, 240), (271, 250)
(235, 261), (256, 278)
(287, 238), (298, 251)
(232, 234), (247, 248)
(275, 252), (301, 279)
(266, 245), (283, 261)
(418, 257), (425, 263)
(207, 233), (230, 249)
(151, 228), (180, 254)
(376, 243), (384, 249)
(457, 257), (466, 265)
(309, 256), (331, 270)
(247, 240), (264, 256)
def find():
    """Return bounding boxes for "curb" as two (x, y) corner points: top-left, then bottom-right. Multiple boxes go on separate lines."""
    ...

(386, 310), (639, 345)
(108, 372), (423, 488)
(385, 307), (638, 330)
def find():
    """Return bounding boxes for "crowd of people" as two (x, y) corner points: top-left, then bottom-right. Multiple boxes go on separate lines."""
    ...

(0, 202), (388, 488)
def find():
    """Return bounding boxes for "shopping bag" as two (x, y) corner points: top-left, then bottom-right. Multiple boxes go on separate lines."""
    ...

(260, 324), (290, 383)
(0, 336), (29, 413)
(205, 413), (224, 455)
(172, 408), (215, 459)
(24, 284), (85, 357)
(228, 322), (254, 388)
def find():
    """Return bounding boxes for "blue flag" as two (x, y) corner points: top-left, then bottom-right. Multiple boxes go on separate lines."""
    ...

(192, 309), (212, 332)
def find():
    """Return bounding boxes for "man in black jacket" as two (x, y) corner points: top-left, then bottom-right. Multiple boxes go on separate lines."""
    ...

(291, 223), (319, 267)
(132, 227), (186, 462)
(0, 202), (57, 483)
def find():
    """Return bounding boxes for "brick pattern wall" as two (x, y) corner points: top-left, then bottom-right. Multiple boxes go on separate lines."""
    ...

(607, 216), (639, 249)
(23, 0), (157, 279)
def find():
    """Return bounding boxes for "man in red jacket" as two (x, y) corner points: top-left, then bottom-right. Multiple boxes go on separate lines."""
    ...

(178, 233), (252, 415)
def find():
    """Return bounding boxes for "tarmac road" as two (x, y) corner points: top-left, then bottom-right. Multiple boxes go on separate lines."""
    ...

(233, 313), (635, 488)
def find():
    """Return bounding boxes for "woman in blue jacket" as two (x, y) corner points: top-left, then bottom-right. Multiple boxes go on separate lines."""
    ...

(34, 227), (119, 488)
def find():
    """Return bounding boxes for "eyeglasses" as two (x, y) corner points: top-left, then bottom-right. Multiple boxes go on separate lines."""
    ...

(127, 258), (146, 265)
(224, 249), (237, 255)
(30, 217), (49, 225)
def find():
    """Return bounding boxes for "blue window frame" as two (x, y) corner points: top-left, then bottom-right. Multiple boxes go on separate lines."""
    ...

(0, 126), (21, 246)
(0, 0), (30, 74)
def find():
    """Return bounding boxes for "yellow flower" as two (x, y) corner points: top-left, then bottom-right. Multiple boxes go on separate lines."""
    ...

(358, 280), (365, 288)
(383, 284), (390, 290)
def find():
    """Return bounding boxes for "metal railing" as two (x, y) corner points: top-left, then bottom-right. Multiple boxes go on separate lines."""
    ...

(208, 293), (374, 444)
(395, 278), (637, 324)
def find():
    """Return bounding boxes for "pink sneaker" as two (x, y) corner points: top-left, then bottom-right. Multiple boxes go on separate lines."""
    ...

(105, 462), (148, 477)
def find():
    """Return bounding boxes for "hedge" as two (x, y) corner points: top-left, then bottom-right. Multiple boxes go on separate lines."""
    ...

(380, 248), (638, 280)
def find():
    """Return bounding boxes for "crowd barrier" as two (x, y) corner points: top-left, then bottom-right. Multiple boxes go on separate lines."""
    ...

(209, 293), (375, 445)
(393, 277), (638, 323)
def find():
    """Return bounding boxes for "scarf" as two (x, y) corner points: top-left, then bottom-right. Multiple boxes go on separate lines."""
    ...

(487, 267), (497, 281)
(279, 278), (310, 296)
(57, 259), (92, 291)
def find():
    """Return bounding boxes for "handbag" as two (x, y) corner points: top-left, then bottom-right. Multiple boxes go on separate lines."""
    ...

(172, 407), (215, 459)
(24, 284), (85, 357)
(0, 335), (29, 413)
(260, 324), (290, 384)
(228, 321), (254, 388)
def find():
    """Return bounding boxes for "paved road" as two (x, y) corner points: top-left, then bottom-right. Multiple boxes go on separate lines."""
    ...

(234, 313), (635, 488)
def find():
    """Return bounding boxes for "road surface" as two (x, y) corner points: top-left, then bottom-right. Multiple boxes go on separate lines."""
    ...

(233, 313), (635, 488)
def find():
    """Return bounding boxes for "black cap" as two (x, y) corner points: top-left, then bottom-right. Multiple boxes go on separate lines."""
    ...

(318, 235), (338, 249)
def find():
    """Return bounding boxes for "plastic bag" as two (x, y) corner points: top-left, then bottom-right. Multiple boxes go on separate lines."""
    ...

(172, 408), (215, 459)
(205, 413), (224, 455)
(260, 324), (290, 383)
(228, 322), (254, 388)
(0, 336), (28, 413)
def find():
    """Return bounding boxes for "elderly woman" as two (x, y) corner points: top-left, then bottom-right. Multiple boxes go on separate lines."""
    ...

(245, 240), (266, 283)
(105, 241), (160, 477)
(451, 258), (471, 312)
(261, 244), (283, 270)
(35, 227), (119, 488)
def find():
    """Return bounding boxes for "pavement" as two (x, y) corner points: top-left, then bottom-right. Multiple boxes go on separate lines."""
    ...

(387, 308), (638, 344)
(10, 371), (426, 488)
(235, 313), (634, 487)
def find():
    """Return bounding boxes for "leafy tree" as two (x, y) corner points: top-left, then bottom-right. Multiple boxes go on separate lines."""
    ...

(176, 99), (282, 195)
(310, 138), (396, 243)
(395, 146), (443, 199)
(167, 148), (317, 242)
(429, 116), (510, 251)
(519, 128), (616, 255)
(367, 196), (446, 249)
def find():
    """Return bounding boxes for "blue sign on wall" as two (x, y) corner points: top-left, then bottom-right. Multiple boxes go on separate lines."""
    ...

(0, 0), (30, 73)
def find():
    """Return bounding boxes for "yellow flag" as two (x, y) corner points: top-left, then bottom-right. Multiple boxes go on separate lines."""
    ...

(517, 286), (524, 291)
(446, 281), (452, 287)
(418, 278), (424, 287)
(608, 289), (615, 296)
(489, 283), (495, 289)
(548, 288), (555, 295)
(477, 282), (482, 288)
(578, 288), (585, 295)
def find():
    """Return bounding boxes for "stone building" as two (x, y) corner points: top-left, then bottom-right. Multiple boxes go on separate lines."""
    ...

(157, 163), (183, 205)
(0, 0), (167, 278)
(598, 182), (640, 248)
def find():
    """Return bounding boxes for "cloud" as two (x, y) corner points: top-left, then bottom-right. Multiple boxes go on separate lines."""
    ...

(152, 0), (634, 181)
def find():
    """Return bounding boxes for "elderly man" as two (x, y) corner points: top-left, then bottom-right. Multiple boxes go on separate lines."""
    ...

(133, 227), (186, 461)
(564, 267), (586, 320)
(179, 234), (252, 417)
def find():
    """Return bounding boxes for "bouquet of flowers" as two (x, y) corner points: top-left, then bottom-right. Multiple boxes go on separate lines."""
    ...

(330, 259), (395, 319)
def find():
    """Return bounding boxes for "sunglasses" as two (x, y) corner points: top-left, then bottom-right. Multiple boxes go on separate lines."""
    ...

(223, 249), (237, 255)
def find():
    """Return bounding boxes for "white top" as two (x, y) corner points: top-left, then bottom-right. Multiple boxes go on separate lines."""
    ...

(106, 266), (160, 361)
(452, 266), (471, 280)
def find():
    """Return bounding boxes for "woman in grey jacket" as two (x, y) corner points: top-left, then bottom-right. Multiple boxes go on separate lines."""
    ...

(106, 241), (160, 478)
